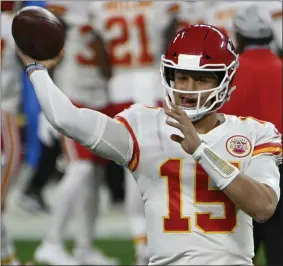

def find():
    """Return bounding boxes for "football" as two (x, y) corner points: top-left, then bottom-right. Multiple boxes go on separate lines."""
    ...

(12, 6), (65, 60)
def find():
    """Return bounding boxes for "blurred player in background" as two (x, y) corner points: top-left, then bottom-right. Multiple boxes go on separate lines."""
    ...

(32, 1), (116, 265)
(18, 9), (68, 214)
(259, 1), (282, 57)
(88, 2), (192, 263)
(16, 0), (48, 196)
(220, 5), (283, 265)
(204, 1), (282, 57)
(1, 1), (23, 264)
(18, 23), (282, 265)
(18, 110), (62, 214)
(204, 1), (253, 42)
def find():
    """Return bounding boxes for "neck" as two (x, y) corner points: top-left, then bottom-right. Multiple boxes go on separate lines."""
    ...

(192, 112), (220, 134)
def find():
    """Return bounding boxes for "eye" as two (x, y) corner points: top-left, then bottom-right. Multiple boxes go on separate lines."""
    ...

(176, 74), (187, 80)
(196, 76), (208, 83)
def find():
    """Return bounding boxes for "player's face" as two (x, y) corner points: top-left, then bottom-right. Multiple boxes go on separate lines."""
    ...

(173, 70), (219, 108)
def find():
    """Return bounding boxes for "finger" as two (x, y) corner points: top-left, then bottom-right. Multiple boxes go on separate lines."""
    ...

(172, 103), (190, 120)
(165, 108), (180, 121)
(59, 48), (65, 58)
(166, 120), (184, 131)
(15, 46), (31, 59)
(53, 48), (65, 62)
(15, 46), (24, 55)
(171, 102), (183, 114)
(39, 48), (65, 68)
(167, 107), (193, 128)
(15, 46), (25, 60)
(16, 46), (37, 66)
(171, 105), (193, 125)
(170, 134), (184, 143)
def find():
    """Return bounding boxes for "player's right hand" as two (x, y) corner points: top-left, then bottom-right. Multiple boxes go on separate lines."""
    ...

(16, 47), (64, 72)
(165, 103), (202, 155)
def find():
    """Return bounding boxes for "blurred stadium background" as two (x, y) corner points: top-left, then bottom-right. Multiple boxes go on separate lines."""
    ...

(1, 0), (282, 265)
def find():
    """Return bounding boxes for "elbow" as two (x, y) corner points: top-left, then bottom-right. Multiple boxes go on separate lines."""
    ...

(253, 203), (276, 223)
(44, 99), (80, 135)
(51, 113), (73, 136)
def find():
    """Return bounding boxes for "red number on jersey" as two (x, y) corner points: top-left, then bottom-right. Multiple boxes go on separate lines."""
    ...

(160, 159), (239, 233)
(105, 15), (154, 67)
(160, 159), (191, 232)
(195, 163), (238, 233)
(1, 39), (6, 61)
(105, 17), (131, 66)
(76, 24), (98, 66)
(134, 14), (154, 65)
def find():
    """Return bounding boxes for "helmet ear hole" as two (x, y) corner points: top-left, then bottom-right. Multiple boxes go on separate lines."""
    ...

(215, 71), (226, 85)
(164, 66), (175, 84)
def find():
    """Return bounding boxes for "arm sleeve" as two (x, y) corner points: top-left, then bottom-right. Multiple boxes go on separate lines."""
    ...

(245, 121), (282, 200)
(29, 70), (133, 166)
(252, 121), (282, 165)
(245, 155), (281, 200)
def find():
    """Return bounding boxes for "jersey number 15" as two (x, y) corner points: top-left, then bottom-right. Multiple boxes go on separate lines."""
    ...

(160, 159), (239, 234)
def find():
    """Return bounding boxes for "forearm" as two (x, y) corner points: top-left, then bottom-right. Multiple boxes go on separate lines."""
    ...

(29, 69), (133, 166)
(223, 174), (276, 222)
(29, 69), (103, 145)
(193, 143), (278, 222)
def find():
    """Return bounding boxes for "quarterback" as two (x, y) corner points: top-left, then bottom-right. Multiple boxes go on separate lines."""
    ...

(17, 24), (282, 265)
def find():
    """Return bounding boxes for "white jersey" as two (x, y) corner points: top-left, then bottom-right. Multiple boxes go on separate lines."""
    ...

(88, 1), (185, 105)
(49, 1), (109, 109)
(1, 12), (21, 114)
(29, 68), (282, 264)
(115, 104), (281, 265)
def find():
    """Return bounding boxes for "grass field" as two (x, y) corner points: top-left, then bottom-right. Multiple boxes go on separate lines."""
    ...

(14, 239), (266, 265)
(15, 239), (134, 265)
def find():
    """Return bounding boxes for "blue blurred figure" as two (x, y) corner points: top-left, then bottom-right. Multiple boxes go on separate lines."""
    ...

(23, 1), (46, 8)
(19, 0), (47, 184)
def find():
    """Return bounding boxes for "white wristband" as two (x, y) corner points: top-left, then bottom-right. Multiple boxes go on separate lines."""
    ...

(192, 143), (240, 190)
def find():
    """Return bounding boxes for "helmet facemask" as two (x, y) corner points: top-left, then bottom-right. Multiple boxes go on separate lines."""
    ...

(160, 55), (238, 122)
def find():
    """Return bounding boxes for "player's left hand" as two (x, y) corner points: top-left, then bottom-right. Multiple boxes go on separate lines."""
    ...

(165, 103), (201, 154)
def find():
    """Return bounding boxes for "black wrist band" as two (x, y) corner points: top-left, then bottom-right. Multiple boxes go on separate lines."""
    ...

(25, 62), (47, 75)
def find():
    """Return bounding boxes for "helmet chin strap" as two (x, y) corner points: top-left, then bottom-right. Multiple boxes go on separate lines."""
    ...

(183, 107), (207, 122)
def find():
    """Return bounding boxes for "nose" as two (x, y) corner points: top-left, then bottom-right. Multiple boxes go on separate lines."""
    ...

(183, 77), (197, 91)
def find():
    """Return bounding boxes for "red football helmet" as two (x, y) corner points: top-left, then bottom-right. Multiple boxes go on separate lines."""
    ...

(161, 24), (239, 121)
